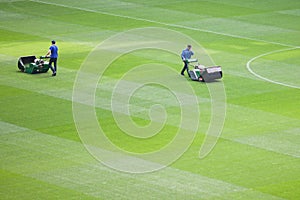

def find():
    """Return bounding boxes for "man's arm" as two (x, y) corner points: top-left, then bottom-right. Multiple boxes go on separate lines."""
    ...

(46, 49), (51, 57)
(181, 50), (186, 61)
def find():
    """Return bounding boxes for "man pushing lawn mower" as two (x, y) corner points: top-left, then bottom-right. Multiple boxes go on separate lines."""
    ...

(180, 44), (223, 82)
(45, 40), (58, 77)
(180, 44), (194, 76)
(17, 40), (59, 76)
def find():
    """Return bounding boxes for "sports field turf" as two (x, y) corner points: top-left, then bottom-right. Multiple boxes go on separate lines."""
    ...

(1, 0), (300, 199)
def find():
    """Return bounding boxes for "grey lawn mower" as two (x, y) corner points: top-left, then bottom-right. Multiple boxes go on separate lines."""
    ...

(186, 59), (222, 82)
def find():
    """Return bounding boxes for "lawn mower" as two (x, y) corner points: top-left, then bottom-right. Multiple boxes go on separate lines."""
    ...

(186, 59), (222, 82)
(17, 55), (50, 74)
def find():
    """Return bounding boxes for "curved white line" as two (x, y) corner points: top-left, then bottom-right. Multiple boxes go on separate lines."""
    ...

(246, 47), (300, 89)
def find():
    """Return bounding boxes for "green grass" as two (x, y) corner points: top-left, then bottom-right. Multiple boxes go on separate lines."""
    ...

(1, 0), (299, 199)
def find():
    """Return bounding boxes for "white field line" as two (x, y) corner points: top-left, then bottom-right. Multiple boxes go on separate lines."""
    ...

(0, 121), (284, 200)
(29, 0), (299, 48)
(246, 47), (300, 89)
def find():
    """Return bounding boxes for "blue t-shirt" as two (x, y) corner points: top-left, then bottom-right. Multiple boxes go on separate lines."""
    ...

(49, 45), (58, 58)
(181, 48), (194, 60)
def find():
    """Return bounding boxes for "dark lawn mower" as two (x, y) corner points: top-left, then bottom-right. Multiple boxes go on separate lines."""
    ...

(186, 59), (222, 82)
(18, 55), (50, 74)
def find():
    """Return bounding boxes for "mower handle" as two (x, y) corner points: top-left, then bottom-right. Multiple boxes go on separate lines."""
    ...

(39, 56), (50, 59)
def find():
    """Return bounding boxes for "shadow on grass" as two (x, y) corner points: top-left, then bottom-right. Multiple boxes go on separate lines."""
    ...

(15, 70), (52, 78)
(182, 75), (222, 84)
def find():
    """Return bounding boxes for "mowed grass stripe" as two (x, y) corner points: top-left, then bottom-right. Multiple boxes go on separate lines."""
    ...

(0, 10), (112, 46)
(178, 18), (299, 45)
(0, 170), (96, 200)
(29, 0), (298, 48)
(232, 130), (300, 158)
(0, 121), (284, 200)
(212, 0), (300, 11)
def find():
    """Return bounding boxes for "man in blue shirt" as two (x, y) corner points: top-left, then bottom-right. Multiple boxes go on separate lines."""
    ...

(46, 40), (58, 76)
(180, 44), (194, 76)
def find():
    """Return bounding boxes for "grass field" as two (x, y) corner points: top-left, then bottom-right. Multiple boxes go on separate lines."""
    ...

(1, 0), (300, 199)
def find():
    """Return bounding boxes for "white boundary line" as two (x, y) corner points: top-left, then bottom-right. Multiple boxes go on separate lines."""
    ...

(29, 0), (299, 48)
(246, 47), (300, 89)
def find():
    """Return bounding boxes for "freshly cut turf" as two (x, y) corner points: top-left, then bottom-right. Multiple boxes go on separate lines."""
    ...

(1, 0), (299, 199)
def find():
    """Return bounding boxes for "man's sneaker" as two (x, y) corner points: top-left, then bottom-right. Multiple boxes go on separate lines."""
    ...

(52, 72), (56, 76)
(181, 73), (184, 76)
